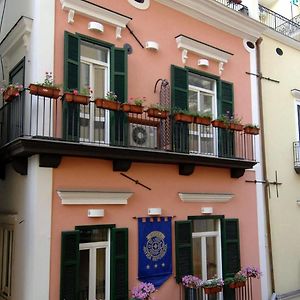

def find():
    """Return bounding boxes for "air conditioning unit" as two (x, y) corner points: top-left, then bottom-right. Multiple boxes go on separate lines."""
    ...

(129, 124), (157, 148)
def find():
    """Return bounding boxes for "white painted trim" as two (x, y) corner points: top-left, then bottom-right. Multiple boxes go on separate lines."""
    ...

(178, 192), (234, 202)
(176, 35), (233, 63)
(57, 190), (133, 205)
(155, 0), (266, 42)
(60, 0), (131, 28)
(128, 0), (150, 10)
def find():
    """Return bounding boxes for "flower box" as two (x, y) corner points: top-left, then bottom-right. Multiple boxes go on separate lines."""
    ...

(203, 286), (222, 294)
(228, 123), (243, 131)
(122, 103), (144, 114)
(174, 113), (193, 123)
(95, 98), (121, 111)
(244, 127), (260, 135)
(29, 84), (60, 99)
(147, 108), (168, 119)
(229, 281), (246, 289)
(194, 116), (212, 126)
(2, 86), (20, 102)
(211, 120), (227, 129)
(64, 92), (89, 105)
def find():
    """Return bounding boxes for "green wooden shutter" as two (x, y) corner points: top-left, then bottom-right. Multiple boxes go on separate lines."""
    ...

(222, 219), (240, 300)
(110, 228), (128, 300)
(171, 65), (189, 153)
(110, 48), (128, 146)
(218, 81), (234, 157)
(63, 31), (80, 141)
(60, 230), (80, 300)
(175, 220), (193, 282)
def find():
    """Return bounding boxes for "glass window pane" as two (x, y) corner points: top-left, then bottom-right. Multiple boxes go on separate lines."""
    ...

(206, 237), (217, 279)
(189, 133), (199, 153)
(96, 248), (106, 300)
(80, 62), (90, 91)
(192, 237), (202, 278)
(81, 42), (108, 63)
(193, 219), (218, 233)
(79, 228), (108, 243)
(94, 67), (105, 99)
(80, 118), (90, 141)
(79, 250), (89, 300)
(200, 94), (213, 115)
(189, 73), (214, 91)
(200, 137), (214, 155)
(94, 121), (105, 143)
(188, 90), (198, 112)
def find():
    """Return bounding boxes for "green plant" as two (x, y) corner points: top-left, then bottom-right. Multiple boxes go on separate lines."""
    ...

(67, 87), (92, 96)
(192, 111), (212, 119)
(149, 103), (169, 112)
(230, 114), (242, 125)
(172, 107), (193, 115)
(105, 91), (118, 101)
(129, 96), (146, 106)
(244, 123), (259, 129)
(201, 276), (224, 288)
(36, 72), (61, 88)
(224, 271), (247, 285)
(214, 114), (230, 123)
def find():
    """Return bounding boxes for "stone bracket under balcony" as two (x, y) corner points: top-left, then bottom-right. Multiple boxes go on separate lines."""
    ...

(0, 138), (257, 179)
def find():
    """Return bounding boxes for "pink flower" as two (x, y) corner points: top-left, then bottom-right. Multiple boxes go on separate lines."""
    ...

(73, 89), (78, 95)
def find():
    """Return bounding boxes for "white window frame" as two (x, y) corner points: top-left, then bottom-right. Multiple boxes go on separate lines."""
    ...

(192, 220), (223, 300)
(80, 47), (110, 144)
(188, 80), (217, 155)
(79, 231), (110, 300)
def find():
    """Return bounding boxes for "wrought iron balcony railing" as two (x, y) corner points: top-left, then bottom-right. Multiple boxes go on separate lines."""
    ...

(214, 0), (249, 16)
(293, 141), (300, 174)
(0, 90), (257, 164)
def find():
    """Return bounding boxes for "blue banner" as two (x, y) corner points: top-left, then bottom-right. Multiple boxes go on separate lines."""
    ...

(138, 217), (172, 288)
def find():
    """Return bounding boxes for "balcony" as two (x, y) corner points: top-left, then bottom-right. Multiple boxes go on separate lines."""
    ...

(214, 0), (249, 16)
(0, 90), (257, 178)
(293, 142), (300, 174)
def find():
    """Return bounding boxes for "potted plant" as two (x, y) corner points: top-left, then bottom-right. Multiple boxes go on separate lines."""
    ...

(63, 87), (92, 105)
(130, 282), (156, 300)
(244, 124), (260, 135)
(225, 271), (247, 289)
(211, 114), (229, 129)
(228, 115), (243, 131)
(147, 103), (169, 119)
(122, 97), (146, 114)
(95, 91), (121, 111)
(201, 276), (224, 295)
(241, 266), (262, 279)
(29, 72), (61, 99)
(1, 82), (23, 102)
(173, 107), (194, 123)
(193, 112), (212, 126)
(182, 275), (202, 300)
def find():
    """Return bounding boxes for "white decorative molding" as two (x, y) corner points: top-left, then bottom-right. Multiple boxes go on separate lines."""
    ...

(176, 35), (233, 67)
(291, 89), (300, 99)
(116, 26), (122, 39)
(178, 192), (235, 203)
(219, 61), (224, 75)
(156, 0), (266, 42)
(0, 16), (32, 62)
(61, 0), (131, 38)
(128, 0), (150, 10)
(88, 21), (104, 33)
(181, 49), (188, 64)
(57, 190), (133, 205)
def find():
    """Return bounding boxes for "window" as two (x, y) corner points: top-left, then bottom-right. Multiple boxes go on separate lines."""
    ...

(0, 224), (14, 299)
(64, 31), (127, 145)
(175, 217), (240, 300)
(60, 226), (128, 300)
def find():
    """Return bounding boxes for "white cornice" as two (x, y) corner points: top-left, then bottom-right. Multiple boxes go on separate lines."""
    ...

(156, 0), (266, 42)
(60, 0), (132, 28)
(57, 190), (133, 205)
(178, 192), (235, 203)
(0, 16), (32, 59)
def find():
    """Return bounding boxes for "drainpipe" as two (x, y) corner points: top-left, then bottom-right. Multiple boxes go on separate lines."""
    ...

(255, 37), (275, 294)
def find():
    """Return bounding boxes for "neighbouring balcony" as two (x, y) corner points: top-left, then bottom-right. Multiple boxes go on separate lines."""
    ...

(0, 90), (257, 178)
(293, 141), (300, 174)
(214, 0), (249, 15)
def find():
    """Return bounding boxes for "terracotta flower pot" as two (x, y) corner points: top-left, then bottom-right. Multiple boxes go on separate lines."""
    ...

(95, 98), (121, 111)
(122, 103), (144, 114)
(228, 123), (243, 131)
(3, 87), (20, 102)
(203, 286), (222, 294)
(174, 113), (194, 123)
(211, 120), (227, 129)
(244, 127), (259, 135)
(29, 84), (60, 99)
(229, 281), (246, 289)
(147, 108), (168, 119)
(194, 116), (212, 126)
(64, 92), (89, 105)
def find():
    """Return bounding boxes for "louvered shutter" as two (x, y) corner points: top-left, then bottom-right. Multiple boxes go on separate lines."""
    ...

(63, 31), (80, 141)
(218, 81), (234, 157)
(110, 48), (128, 146)
(60, 231), (80, 300)
(171, 65), (189, 153)
(175, 220), (193, 282)
(222, 218), (240, 300)
(110, 228), (128, 300)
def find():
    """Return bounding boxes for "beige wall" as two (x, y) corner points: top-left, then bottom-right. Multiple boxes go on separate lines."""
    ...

(260, 35), (300, 295)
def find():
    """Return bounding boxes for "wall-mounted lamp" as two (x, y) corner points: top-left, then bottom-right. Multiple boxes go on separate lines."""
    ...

(88, 209), (105, 218)
(198, 59), (209, 67)
(148, 208), (162, 216)
(201, 207), (213, 214)
(145, 41), (159, 51)
(88, 21), (104, 33)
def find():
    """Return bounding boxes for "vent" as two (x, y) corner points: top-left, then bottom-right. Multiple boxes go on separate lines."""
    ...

(129, 124), (157, 148)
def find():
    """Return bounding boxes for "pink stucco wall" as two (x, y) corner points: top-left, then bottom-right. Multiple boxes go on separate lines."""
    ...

(50, 0), (261, 299)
